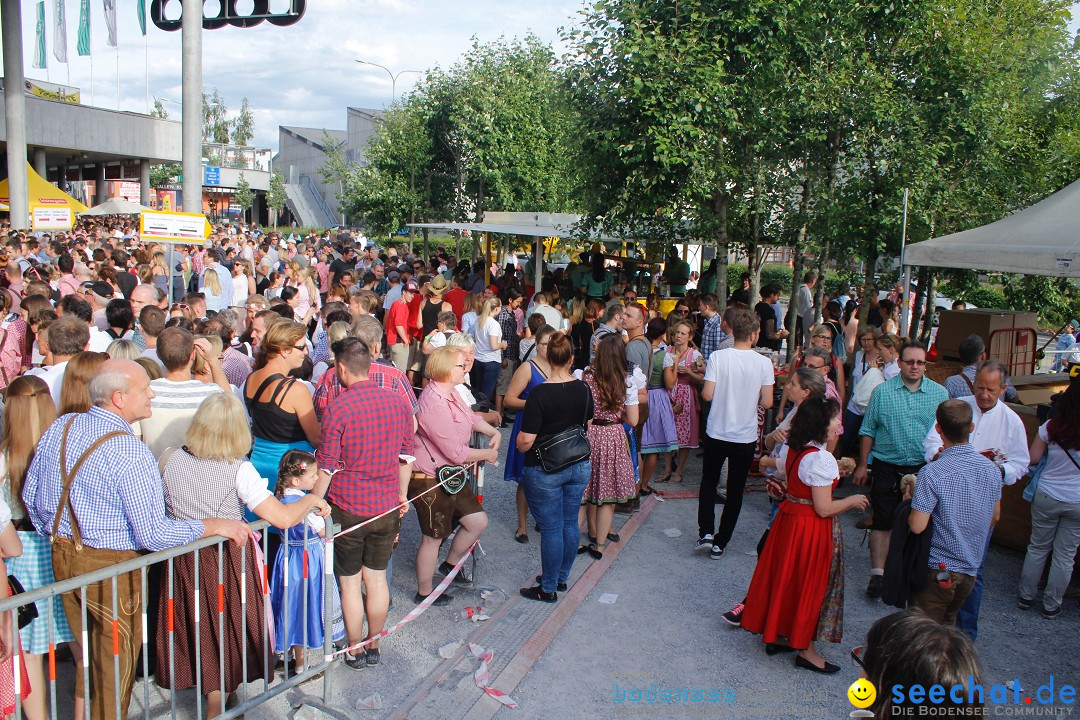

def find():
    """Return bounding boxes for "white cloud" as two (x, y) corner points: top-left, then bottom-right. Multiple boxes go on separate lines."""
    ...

(6, 0), (575, 152)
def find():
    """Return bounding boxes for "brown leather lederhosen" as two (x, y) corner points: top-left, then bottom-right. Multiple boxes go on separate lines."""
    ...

(50, 415), (142, 720)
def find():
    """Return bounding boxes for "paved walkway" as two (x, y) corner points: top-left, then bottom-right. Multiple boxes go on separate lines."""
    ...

(71, 433), (1077, 719)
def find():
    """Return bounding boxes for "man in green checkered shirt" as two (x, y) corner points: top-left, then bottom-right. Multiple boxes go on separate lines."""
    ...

(854, 342), (948, 599)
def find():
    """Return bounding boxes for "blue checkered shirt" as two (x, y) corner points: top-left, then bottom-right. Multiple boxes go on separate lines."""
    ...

(22, 407), (203, 552)
(912, 443), (1001, 575)
(701, 313), (723, 363)
(943, 364), (1019, 402)
(311, 327), (330, 367)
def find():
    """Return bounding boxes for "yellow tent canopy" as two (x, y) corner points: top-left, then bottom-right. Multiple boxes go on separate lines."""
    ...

(0, 164), (88, 226)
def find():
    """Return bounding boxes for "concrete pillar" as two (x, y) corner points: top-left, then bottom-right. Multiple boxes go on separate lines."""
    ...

(140, 159), (151, 207)
(32, 147), (46, 178)
(1, 0), (29, 229)
(181, 0), (202, 215)
(94, 165), (106, 204)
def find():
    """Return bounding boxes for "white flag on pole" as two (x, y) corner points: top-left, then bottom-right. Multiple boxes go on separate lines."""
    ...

(53, 0), (67, 63)
(103, 0), (117, 47)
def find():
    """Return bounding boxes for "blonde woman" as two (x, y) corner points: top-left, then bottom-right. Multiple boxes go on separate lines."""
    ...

(151, 252), (170, 296)
(231, 261), (254, 308)
(156, 393), (330, 720)
(289, 264), (321, 321)
(0, 376), (78, 720)
(471, 297), (506, 400)
(199, 253), (227, 313)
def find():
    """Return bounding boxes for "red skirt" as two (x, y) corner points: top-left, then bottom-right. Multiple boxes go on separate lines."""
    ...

(740, 501), (834, 650)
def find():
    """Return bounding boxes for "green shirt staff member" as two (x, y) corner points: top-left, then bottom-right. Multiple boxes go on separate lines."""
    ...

(854, 342), (948, 599)
(662, 246), (691, 297)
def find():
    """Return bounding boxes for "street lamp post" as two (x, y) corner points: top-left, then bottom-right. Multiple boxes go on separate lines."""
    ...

(354, 59), (422, 103)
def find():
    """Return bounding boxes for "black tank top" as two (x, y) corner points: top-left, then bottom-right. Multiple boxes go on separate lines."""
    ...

(421, 300), (441, 337)
(245, 373), (308, 443)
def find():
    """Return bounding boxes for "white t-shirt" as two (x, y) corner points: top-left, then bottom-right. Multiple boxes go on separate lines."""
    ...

(777, 443), (839, 487)
(427, 332), (449, 351)
(473, 317), (503, 363)
(1035, 422), (1080, 504)
(704, 347), (774, 443)
(283, 487), (325, 534)
(462, 311), (478, 336)
(233, 460), (274, 509)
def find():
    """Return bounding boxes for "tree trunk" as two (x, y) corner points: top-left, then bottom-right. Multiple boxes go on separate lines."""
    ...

(714, 191), (730, 313)
(408, 170), (416, 254)
(813, 237), (830, 322)
(787, 235), (805, 363)
(858, 246), (878, 326)
(748, 177), (762, 305)
(920, 271), (936, 345)
(910, 265), (929, 340)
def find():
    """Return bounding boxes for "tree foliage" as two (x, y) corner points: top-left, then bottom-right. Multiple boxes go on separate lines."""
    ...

(339, 35), (580, 238)
(234, 173), (254, 223)
(267, 171), (286, 229)
(231, 98), (255, 146)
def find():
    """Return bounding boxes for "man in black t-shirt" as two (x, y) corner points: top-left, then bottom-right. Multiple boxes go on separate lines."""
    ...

(329, 246), (357, 288)
(754, 283), (788, 352)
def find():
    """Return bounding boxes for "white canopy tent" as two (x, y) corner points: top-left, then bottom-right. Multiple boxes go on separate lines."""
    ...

(903, 178), (1080, 277)
(78, 197), (153, 216)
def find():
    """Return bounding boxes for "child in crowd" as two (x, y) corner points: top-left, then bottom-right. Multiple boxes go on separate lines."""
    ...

(269, 451), (344, 672)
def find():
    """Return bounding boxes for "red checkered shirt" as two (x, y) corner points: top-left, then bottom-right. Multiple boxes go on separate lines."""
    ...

(316, 381), (414, 517)
(312, 359), (418, 422)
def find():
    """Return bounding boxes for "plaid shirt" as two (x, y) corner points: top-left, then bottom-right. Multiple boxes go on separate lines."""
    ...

(310, 328), (330, 367)
(701, 313), (723, 362)
(317, 382), (414, 517)
(23, 407), (203, 551)
(313, 359), (419, 422)
(913, 443), (1001, 575)
(860, 375), (948, 466)
(496, 308), (520, 361)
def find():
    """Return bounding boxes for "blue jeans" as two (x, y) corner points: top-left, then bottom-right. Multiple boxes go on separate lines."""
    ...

(472, 360), (501, 401)
(520, 460), (591, 593)
(955, 534), (992, 641)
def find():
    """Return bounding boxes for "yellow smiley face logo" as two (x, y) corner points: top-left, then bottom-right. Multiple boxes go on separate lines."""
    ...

(848, 678), (876, 709)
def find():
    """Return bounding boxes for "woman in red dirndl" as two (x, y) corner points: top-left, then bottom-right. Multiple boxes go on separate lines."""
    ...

(740, 396), (869, 673)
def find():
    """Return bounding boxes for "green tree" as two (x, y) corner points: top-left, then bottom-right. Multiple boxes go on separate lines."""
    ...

(231, 97), (255, 147)
(267, 171), (286, 229)
(234, 173), (254, 223)
(150, 97), (168, 119)
(203, 88), (230, 144)
(149, 163), (180, 188)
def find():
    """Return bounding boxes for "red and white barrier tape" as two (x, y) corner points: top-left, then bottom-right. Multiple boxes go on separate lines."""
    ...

(330, 542), (476, 659)
(331, 463), (479, 541)
(469, 642), (519, 708)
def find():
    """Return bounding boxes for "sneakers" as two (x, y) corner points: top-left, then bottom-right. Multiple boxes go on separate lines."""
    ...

(1042, 605), (1062, 619)
(721, 603), (744, 626)
(695, 534), (714, 551)
(439, 560), (473, 585)
(344, 651), (366, 670)
(536, 575), (568, 592)
(866, 575), (883, 599)
(1017, 597), (1034, 611)
(710, 544), (725, 560)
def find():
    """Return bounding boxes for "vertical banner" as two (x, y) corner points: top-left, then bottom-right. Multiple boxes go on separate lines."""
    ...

(137, 0), (145, 35)
(33, 1), (47, 69)
(76, 0), (90, 56)
(103, 0), (117, 47)
(53, 0), (68, 63)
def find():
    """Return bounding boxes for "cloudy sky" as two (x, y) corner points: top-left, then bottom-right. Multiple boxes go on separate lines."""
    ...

(12, 0), (579, 151)
(8, 0), (1080, 154)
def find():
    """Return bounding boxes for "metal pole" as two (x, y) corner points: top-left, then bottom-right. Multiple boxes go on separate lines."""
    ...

(898, 188), (912, 337)
(181, 0), (202, 215)
(533, 239), (542, 296)
(2, 0), (31, 229)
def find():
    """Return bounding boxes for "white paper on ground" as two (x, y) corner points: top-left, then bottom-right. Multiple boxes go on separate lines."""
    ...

(663, 528), (682, 537)
(438, 640), (464, 659)
(598, 593), (618, 604)
(355, 693), (383, 710)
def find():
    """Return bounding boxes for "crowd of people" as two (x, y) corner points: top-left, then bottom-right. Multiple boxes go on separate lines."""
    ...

(0, 221), (1069, 718)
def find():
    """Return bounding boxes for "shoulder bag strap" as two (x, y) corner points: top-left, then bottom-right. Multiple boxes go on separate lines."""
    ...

(961, 371), (976, 393)
(51, 417), (128, 550)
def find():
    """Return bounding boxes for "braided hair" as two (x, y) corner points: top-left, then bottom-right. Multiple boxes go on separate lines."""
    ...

(275, 449), (317, 497)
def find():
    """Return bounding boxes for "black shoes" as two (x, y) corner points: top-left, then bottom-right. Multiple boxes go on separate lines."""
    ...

(415, 591), (453, 606)
(765, 643), (795, 656)
(439, 560), (473, 585)
(866, 575), (883, 599)
(795, 655), (840, 674)
(535, 575), (568, 591)
(520, 585), (557, 603)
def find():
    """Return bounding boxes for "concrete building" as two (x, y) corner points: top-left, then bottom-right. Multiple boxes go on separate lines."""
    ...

(273, 106), (383, 228)
(0, 90), (271, 224)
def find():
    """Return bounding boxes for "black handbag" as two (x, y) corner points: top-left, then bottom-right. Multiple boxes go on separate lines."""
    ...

(533, 392), (593, 473)
(8, 575), (38, 629)
(418, 436), (473, 495)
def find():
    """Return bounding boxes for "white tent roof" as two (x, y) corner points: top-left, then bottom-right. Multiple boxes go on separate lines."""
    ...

(904, 178), (1080, 277)
(78, 197), (153, 216)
